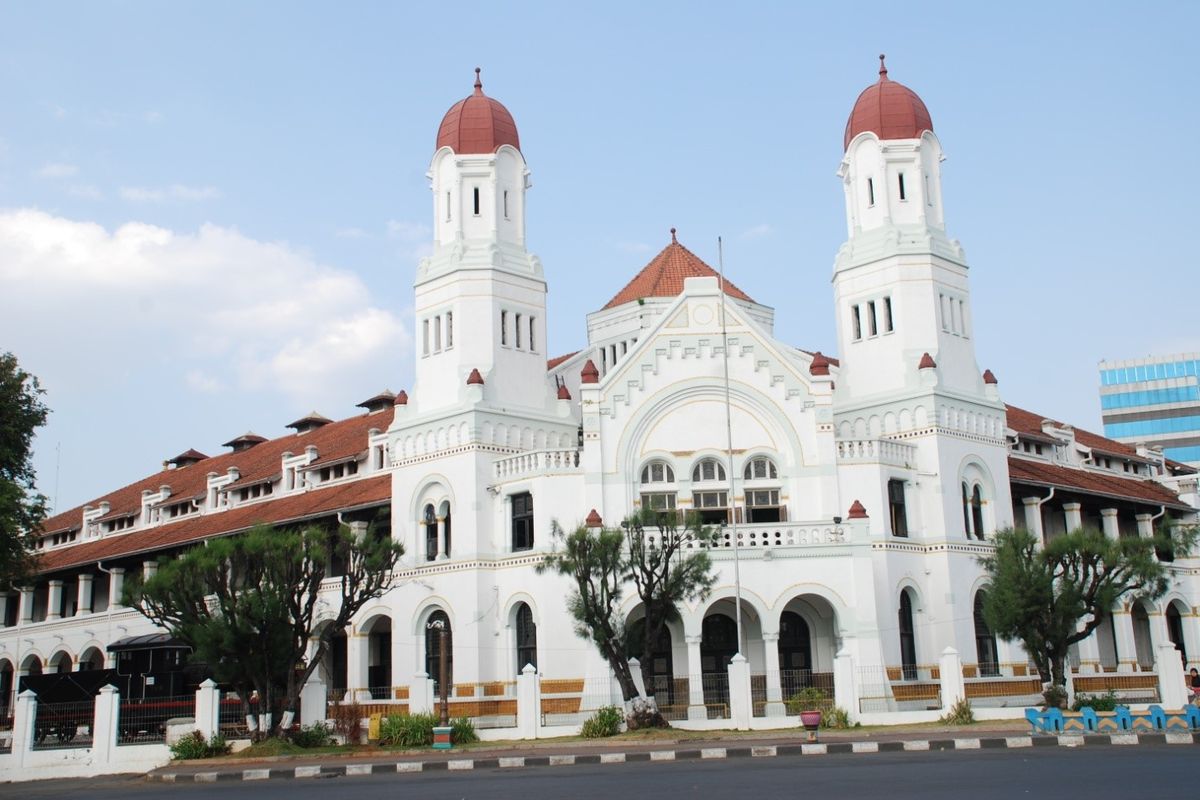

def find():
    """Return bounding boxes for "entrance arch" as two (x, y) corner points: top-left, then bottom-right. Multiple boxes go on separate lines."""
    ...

(1166, 601), (1188, 665)
(361, 614), (392, 698)
(425, 610), (453, 695)
(973, 591), (999, 676)
(898, 590), (917, 680)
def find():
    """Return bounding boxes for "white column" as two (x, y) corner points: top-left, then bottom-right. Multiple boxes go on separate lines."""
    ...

(92, 684), (119, 768)
(108, 568), (125, 610)
(939, 646), (965, 713)
(436, 516), (448, 560)
(77, 574), (94, 615)
(1182, 612), (1200, 670)
(1135, 513), (1154, 539)
(195, 679), (220, 739)
(348, 630), (370, 701)
(1156, 642), (1189, 709)
(1063, 502), (1082, 532)
(761, 632), (785, 717)
(685, 635), (706, 720)
(13, 689), (37, 768)
(1100, 508), (1119, 539)
(18, 586), (33, 624)
(834, 648), (858, 722)
(46, 580), (63, 621)
(1112, 609), (1138, 673)
(727, 654), (752, 731)
(408, 672), (434, 714)
(143, 560), (158, 581)
(516, 663), (539, 739)
(300, 674), (327, 727)
(1022, 497), (1044, 542)
(1075, 629), (1101, 673)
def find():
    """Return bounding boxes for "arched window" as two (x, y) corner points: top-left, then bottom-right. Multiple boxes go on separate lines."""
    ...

(971, 485), (985, 541)
(743, 457), (778, 481)
(425, 611), (453, 694)
(700, 614), (739, 673)
(743, 456), (782, 523)
(440, 500), (452, 558)
(1167, 603), (1187, 664)
(898, 591), (917, 680)
(973, 591), (999, 676)
(423, 504), (438, 561)
(640, 461), (676, 511)
(692, 458), (726, 483)
(0, 659), (13, 720)
(961, 482), (972, 537)
(515, 603), (537, 672)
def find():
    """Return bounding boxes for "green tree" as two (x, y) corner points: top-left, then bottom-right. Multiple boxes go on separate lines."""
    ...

(128, 520), (403, 738)
(979, 526), (1195, 707)
(0, 352), (49, 589)
(540, 511), (717, 719)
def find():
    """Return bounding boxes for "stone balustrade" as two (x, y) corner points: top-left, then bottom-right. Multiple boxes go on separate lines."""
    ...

(492, 449), (582, 481)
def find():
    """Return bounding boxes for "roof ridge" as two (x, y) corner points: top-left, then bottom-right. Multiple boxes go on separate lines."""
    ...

(602, 236), (754, 310)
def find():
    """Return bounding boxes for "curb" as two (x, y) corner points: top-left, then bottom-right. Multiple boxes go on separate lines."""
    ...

(149, 732), (1200, 783)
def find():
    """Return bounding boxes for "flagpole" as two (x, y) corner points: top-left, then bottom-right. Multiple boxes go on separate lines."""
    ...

(717, 236), (743, 657)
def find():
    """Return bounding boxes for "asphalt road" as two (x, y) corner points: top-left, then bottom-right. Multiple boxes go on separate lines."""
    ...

(16, 746), (1196, 799)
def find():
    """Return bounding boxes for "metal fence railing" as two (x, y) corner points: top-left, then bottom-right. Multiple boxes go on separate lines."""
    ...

(0, 712), (14, 754)
(779, 670), (835, 716)
(31, 699), (95, 750)
(218, 694), (250, 738)
(541, 678), (619, 726)
(649, 675), (691, 721)
(1071, 671), (1161, 704)
(857, 665), (942, 713)
(699, 673), (731, 720)
(450, 682), (518, 729)
(118, 694), (195, 745)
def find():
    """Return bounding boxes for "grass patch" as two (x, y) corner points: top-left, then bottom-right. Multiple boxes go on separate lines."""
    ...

(224, 738), (354, 758)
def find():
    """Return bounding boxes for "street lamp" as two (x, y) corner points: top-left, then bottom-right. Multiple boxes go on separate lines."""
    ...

(426, 617), (450, 727)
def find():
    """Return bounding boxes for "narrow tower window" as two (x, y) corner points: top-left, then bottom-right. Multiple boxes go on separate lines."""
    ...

(500, 310), (508, 346)
(433, 315), (441, 351)
(867, 177), (875, 207)
(529, 316), (536, 352)
(959, 300), (967, 337)
(867, 301), (878, 337)
(445, 311), (453, 348)
(472, 187), (480, 216)
(515, 313), (523, 349)
(503, 190), (509, 219)
(422, 319), (430, 356)
(852, 305), (862, 341)
(898, 173), (907, 201)
(883, 297), (894, 332)
(445, 191), (451, 221)
(924, 174), (932, 207)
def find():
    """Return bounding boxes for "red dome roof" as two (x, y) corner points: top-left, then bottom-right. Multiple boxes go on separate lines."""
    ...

(843, 56), (933, 150)
(436, 68), (521, 154)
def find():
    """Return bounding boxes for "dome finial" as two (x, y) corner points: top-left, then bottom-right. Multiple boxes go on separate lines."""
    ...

(474, 66), (483, 94)
(670, 227), (677, 243)
(878, 54), (888, 79)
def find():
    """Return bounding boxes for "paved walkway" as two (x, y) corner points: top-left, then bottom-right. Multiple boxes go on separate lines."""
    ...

(148, 722), (1200, 783)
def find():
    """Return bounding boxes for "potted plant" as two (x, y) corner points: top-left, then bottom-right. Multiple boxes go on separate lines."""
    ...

(787, 687), (829, 742)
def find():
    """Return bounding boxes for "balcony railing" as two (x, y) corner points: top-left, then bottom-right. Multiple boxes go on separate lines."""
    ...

(493, 449), (582, 482)
(641, 520), (856, 552)
(836, 438), (917, 469)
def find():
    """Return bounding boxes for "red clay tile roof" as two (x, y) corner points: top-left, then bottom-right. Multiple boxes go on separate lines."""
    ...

(39, 409), (393, 538)
(546, 351), (580, 371)
(466, 368), (485, 385)
(918, 352), (937, 370)
(1007, 457), (1188, 510)
(581, 359), (600, 384)
(394, 390), (409, 406)
(168, 449), (208, 466)
(847, 500), (868, 519)
(809, 352), (831, 376)
(1006, 404), (1142, 460)
(37, 475), (391, 574)
(436, 68), (520, 155)
(844, 55), (933, 150)
(795, 348), (840, 367)
(603, 230), (755, 310)
(982, 369), (998, 385)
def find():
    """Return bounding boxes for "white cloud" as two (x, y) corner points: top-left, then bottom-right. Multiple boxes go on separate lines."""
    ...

(120, 184), (221, 203)
(67, 184), (103, 200)
(0, 209), (410, 405)
(37, 162), (78, 178)
(740, 223), (772, 239)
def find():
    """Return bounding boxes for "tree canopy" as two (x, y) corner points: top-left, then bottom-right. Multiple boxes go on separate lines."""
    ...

(0, 351), (49, 589)
(128, 519), (403, 737)
(979, 525), (1195, 706)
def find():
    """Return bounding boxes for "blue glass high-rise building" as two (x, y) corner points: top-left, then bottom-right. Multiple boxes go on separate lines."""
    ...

(1099, 353), (1200, 467)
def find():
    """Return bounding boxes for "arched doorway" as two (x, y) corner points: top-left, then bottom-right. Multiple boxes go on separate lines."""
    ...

(515, 603), (537, 673)
(1131, 604), (1154, 670)
(625, 616), (674, 703)
(1166, 602), (1187, 665)
(0, 660), (13, 720)
(425, 610), (453, 695)
(78, 647), (105, 672)
(48, 650), (72, 675)
(700, 613), (738, 710)
(898, 590), (917, 680)
(973, 591), (999, 676)
(363, 616), (392, 699)
(1096, 610), (1119, 670)
(778, 611), (812, 670)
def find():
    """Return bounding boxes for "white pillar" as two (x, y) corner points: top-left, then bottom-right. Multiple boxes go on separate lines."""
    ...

(143, 560), (157, 581)
(195, 679), (220, 739)
(108, 568), (125, 610)
(18, 586), (34, 624)
(13, 689), (37, 768)
(92, 684), (120, 767)
(1113, 609), (1138, 673)
(1135, 513), (1154, 539)
(939, 646), (966, 713)
(300, 674), (326, 727)
(516, 663), (539, 739)
(46, 580), (63, 621)
(685, 635), (706, 721)
(77, 574), (94, 615)
(834, 648), (858, 722)
(727, 654), (752, 731)
(1063, 502), (1082, 532)
(347, 630), (370, 697)
(761, 632), (785, 717)
(1100, 508), (1119, 539)
(1075, 629), (1101, 673)
(436, 516), (448, 560)
(1156, 642), (1189, 709)
(1022, 497), (1044, 542)
(408, 672), (434, 715)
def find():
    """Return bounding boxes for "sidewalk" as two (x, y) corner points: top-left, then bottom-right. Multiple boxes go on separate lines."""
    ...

(148, 722), (1200, 783)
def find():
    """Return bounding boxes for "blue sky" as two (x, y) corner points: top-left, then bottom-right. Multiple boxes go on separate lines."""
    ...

(1, 2), (1197, 512)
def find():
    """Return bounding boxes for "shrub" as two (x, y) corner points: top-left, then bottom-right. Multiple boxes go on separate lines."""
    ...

(328, 700), (365, 745)
(820, 705), (853, 729)
(1042, 685), (1068, 710)
(939, 697), (975, 725)
(379, 713), (436, 747)
(169, 730), (231, 760)
(785, 687), (832, 714)
(451, 716), (479, 744)
(1071, 690), (1119, 713)
(580, 706), (623, 739)
(290, 722), (334, 748)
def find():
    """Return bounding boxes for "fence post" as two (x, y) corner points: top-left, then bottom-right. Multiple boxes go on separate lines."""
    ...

(833, 649), (857, 722)
(516, 663), (539, 740)
(195, 679), (219, 739)
(12, 689), (36, 768)
(939, 647), (965, 713)
(727, 654), (752, 731)
(408, 672), (434, 715)
(1156, 642), (1188, 708)
(92, 684), (119, 767)
(300, 674), (326, 727)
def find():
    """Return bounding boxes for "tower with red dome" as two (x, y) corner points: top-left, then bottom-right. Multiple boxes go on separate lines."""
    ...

(410, 68), (552, 416)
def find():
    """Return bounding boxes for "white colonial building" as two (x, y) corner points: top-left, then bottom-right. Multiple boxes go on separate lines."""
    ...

(4, 59), (1199, 728)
